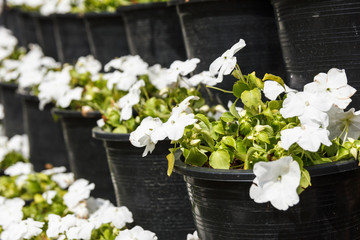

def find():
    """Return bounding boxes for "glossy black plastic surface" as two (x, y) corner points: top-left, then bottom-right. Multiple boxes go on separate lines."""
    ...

(0, 82), (24, 137)
(92, 128), (195, 240)
(19, 11), (37, 46)
(175, 0), (285, 104)
(271, 0), (360, 108)
(84, 12), (130, 65)
(19, 93), (69, 171)
(175, 158), (360, 239)
(119, 3), (186, 67)
(52, 14), (91, 64)
(53, 109), (116, 203)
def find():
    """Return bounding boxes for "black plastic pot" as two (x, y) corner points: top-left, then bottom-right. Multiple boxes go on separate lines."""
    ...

(175, 158), (360, 240)
(119, 2), (186, 67)
(271, 0), (360, 108)
(84, 12), (130, 65)
(173, 0), (285, 104)
(52, 109), (116, 203)
(0, 82), (24, 138)
(18, 93), (69, 172)
(19, 10), (38, 46)
(52, 14), (91, 64)
(4, 8), (26, 46)
(92, 128), (195, 240)
(32, 14), (58, 60)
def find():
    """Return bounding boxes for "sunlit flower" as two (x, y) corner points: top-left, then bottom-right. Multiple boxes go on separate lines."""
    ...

(51, 172), (75, 189)
(57, 87), (83, 109)
(249, 156), (301, 211)
(46, 214), (77, 238)
(41, 166), (67, 175)
(181, 71), (218, 87)
(103, 70), (137, 91)
(304, 68), (356, 109)
(42, 190), (57, 204)
(281, 125), (332, 152)
(263, 81), (296, 100)
(66, 219), (94, 240)
(63, 179), (95, 209)
(327, 106), (360, 140)
(0, 197), (25, 229)
(1, 218), (44, 240)
(104, 55), (148, 75)
(209, 39), (246, 82)
(4, 162), (33, 176)
(75, 55), (101, 75)
(187, 231), (200, 240)
(170, 58), (200, 76)
(115, 226), (158, 240)
(148, 64), (178, 90)
(117, 80), (145, 121)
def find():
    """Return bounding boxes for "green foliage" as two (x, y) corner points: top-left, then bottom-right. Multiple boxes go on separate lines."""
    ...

(0, 151), (28, 170)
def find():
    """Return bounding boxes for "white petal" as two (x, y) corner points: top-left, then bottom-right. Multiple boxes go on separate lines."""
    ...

(263, 81), (285, 100)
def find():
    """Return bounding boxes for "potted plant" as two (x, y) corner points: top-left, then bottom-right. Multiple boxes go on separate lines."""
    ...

(118, 0), (186, 67)
(170, 0), (286, 105)
(47, 55), (117, 203)
(92, 55), (223, 239)
(133, 39), (360, 239)
(0, 28), (26, 137)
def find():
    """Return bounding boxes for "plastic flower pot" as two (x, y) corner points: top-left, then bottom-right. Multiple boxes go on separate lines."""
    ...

(174, 157), (360, 240)
(118, 2), (186, 67)
(83, 12), (130, 66)
(18, 10), (38, 46)
(0, 82), (24, 138)
(52, 13), (91, 64)
(5, 7), (26, 47)
(52, 109), (116, 203)
(32, 13), (59, 60)
(271, 0), (360, 107)
(172, 0), (285, 103)
(92, 128), (195, 240)
(17, 93), (69, 172)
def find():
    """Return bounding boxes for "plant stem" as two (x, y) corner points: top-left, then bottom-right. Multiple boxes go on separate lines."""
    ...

(206, 85), (233, 94)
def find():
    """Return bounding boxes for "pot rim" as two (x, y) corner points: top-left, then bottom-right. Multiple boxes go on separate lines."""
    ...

(52, 108), (102, 119)
(16, 91), (39, 102)
(92, 127), (130, 141)
(174, 154), (359, 182)
(117, 2), (168, 12)
(83, 11), (122, 18)
(0, 81), (18, 90)
(168, 0), (222, 6)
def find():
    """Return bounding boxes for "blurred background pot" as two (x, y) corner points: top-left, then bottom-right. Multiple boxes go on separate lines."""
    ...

(18, 10), (38, 46)
(18, 92), (69, 171)
(84, 12), (130, 66)
(0, 82), (24, 138)
(271, 0), (360, 108)
(52, 13), (91, 64)
(174, 157), (360, 240)
(92, 128), (195, 240)
(173, 0), (285, 104)
(119, 2), (186, 67)
(52, 109), (116, 203)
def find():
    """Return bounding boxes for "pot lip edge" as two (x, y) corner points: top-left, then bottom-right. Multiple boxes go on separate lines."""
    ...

(52, 108), (102, 119)
(92, 127), (130, 141)
(117, 2), (169, 12)
(0, 81), (18, 89)
(174, 156), (359, 182)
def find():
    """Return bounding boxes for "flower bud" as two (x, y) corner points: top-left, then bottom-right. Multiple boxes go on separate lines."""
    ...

(190, 139), (201, 146)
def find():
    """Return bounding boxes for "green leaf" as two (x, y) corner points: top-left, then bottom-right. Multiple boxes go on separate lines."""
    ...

(241, 88), (262, 110)
(200, 131), (215, 149)
(337, 146), (351, 160)
(229, 102), (241, 119)
(209, 149), (231, 169)
(262, 73), (285, 86)
(222, 136), (236, 149)
(268, 100), (281, 110)
(221, 112), (236, 122)
(185, 147), (208, 167)
(233, 82), (250, 98)
(248, 72), (264, 89)
(257, 132), (270, 144)
(113, 126), (128, 134)
(213, 121), (225, 135)
(297, 169), (311, 195)
(195, 113), (211, 129)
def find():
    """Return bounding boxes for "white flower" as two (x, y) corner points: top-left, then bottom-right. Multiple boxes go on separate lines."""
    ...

(281, 125), (332, 152)
(103, 70), (138, 91)
(51, 172), (75, 189)
(117, 80), (145, 121)
(304, 68), (356, 109)
(263, 81), (294, 100)
(86, 197), (114, 215)
(75, 55), (101, 75)
(148, 64), (178, 90)
(209, 39), (246, 82)
(1, 218), (44, 240)
(160, 96), (199, 141)
(280, 91), (332, 128)
(129, 116), (164, 157)
(63, 179), (95, 209)
(15, 175), (28, 187)
(70, 201), (89, 218)
(97, 118), (105, 128)
(104, 55), (148, 75)
(0, 198), (25, 230)
(181, 71), (218, 87)
(327, 107), (360, 140)
(89, 204), (133, 229)
(42, 190), (57, 204)
(115, 226), (158, 240)
(46, 214), (77, 238)
(41, 166), (67, 175)
(187, 231), (200, 240)
(4, 162), (33, 176)
(170, 58), (200, 76)
(40, 0), (58, 15)
(66, 219), (94, 240)
(7, 134), (29, 158)
(249, 156), (301, 211)
(56, 87), (83, 109)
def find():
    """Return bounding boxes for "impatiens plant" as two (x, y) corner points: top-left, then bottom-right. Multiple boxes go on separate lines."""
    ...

(99, 55), (214, 134)
(0, 134), (29, 171)
(131, 39), (360, 210)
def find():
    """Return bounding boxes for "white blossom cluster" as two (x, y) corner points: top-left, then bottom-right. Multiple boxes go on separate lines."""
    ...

(0, 27), (17, 63)
(0, 134), (29, 166)
(6, 0), (85, 15)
